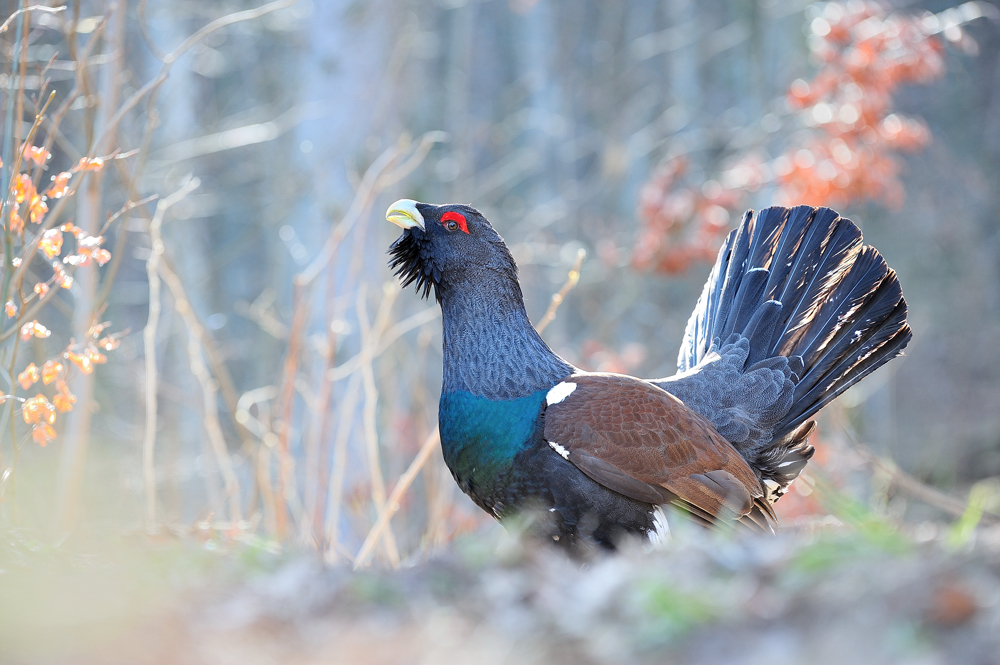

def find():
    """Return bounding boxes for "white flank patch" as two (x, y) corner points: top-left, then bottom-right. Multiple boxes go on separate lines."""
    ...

(548, 441), (570, 460)
(546, 381), (577, 406)
(647, 508), (671, 548)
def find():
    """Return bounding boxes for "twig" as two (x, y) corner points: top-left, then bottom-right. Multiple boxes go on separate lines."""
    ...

(324, 307), (439, 383)
(151, 102), (326, 163)
(274, 133), (442, 545)
(3, 8), (111, 299)
(354, 428), (441, 570)
(0, 4), (64, 34)
(142, 178), (201, 532)
(90, 0), (298, 159)
(98, 195), (157, 236)
(831, 408), (1000, 522)
(323, 372), (362, 562)
(297, 132), (448, 287)
(535, 248), (586, 334)
(0, 90), (56, 316)
(357, 286), (401, 567)
(158, 257), (244, 525)
(135, 0), (167, 62)
(272, 138), (407, 539)
(274, 283), (310, 539)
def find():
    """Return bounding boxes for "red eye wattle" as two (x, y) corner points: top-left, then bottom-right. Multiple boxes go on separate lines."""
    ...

(441, 211), (469, 234)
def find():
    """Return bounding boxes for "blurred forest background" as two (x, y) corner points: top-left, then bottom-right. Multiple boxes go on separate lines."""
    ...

(3, 0), (1000, 662)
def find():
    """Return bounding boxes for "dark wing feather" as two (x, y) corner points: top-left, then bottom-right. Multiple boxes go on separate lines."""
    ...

(543, 373), (768, 526)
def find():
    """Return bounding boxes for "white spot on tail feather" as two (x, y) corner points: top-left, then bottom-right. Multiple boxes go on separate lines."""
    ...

(548, 441), (570, 459)
(546, 381), (577, 406)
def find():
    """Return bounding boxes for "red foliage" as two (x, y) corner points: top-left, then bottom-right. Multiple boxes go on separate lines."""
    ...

(634, 2), (953, 274)
(777, 1), (942, 209)
(632, 157), (738, 273)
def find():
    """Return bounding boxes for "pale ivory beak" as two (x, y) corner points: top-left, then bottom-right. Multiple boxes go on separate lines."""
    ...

(386, 199), (425, 230)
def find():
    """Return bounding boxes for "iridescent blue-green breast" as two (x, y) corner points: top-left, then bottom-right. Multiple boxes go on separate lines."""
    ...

(438, 389), (547, 501)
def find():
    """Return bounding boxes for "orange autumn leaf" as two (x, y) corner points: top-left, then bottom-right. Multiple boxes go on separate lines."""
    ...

(9, 209), (23, 234)
(5, 300), (17, 317)
(48, 171), (71, 199)
(14, 173), (34, 204)
(74, 157), (104, 172)
(32, 423), (56, 446)
(53, 392), (75, 414)
(39, 228), (63, 259)
(22, 144), (50, 166)
(53, 264), (73, 289)
(76, 235), (103, 264)
(29, 194), (47, 224)
(17, 363), (40, 390)
(53, 380), (76, 413)
(88, 321), (110, 338)
(98, 336), (121, 351)
(85, 345), (107, 365)
(42, 360), (64, 385)
(66, 350), (94, 374)
(20, 320), (51, 341)
(22, 393), (56, 425)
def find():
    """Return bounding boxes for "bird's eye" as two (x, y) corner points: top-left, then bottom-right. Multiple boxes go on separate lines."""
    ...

(440, 211), (469, 233)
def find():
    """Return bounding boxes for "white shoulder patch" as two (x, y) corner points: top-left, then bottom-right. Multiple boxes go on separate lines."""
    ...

(546, 381), (577, 406)
(548, 441), (570, 460)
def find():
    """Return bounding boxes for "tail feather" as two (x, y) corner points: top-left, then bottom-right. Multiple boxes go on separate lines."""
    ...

(722, 267), (769, 340)
(676, 204), (912, 457)
(787, 248), (892, 368)
(679, 231), (736, 371)
(784, 303), (910, 431)
(710, 210), (755, 341)
(770, 210), (863, 354)
(786, 266), (906, 418)
(743, 300), (782, 366)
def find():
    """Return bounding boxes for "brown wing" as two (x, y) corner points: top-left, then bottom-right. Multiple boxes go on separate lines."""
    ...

(543, 372), (773, 527)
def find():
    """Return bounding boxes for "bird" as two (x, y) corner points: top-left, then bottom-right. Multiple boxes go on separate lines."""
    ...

(385, 199), (911, 550)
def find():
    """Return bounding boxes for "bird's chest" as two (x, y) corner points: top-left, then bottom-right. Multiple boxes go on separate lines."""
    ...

(438, 390), (546, 508)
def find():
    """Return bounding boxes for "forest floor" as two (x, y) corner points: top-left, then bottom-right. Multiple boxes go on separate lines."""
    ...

(3, 511), (1000, 665)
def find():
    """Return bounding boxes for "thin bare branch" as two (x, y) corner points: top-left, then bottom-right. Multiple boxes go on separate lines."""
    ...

(0, 4), (66, 34)
(323, 372), (362, 562)
(357, 286), (401, 567)
(536, 248), (586, 334)
(159, 258), (244, 525)
(354, 428), (441, 570)
(142, 178), (201, 533)
(91, 0), (298, 157)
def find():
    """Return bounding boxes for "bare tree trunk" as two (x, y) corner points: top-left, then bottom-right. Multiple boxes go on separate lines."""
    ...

(54, 0), (126, 531)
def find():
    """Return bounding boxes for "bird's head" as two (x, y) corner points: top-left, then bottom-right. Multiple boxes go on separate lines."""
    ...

(386, 199), (518, 302)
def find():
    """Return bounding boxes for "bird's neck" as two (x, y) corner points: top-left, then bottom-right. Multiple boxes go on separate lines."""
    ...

(439, 274), (572, 400)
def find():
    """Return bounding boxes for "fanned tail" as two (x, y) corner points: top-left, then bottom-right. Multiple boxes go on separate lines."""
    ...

(676, 205), (911, 493)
